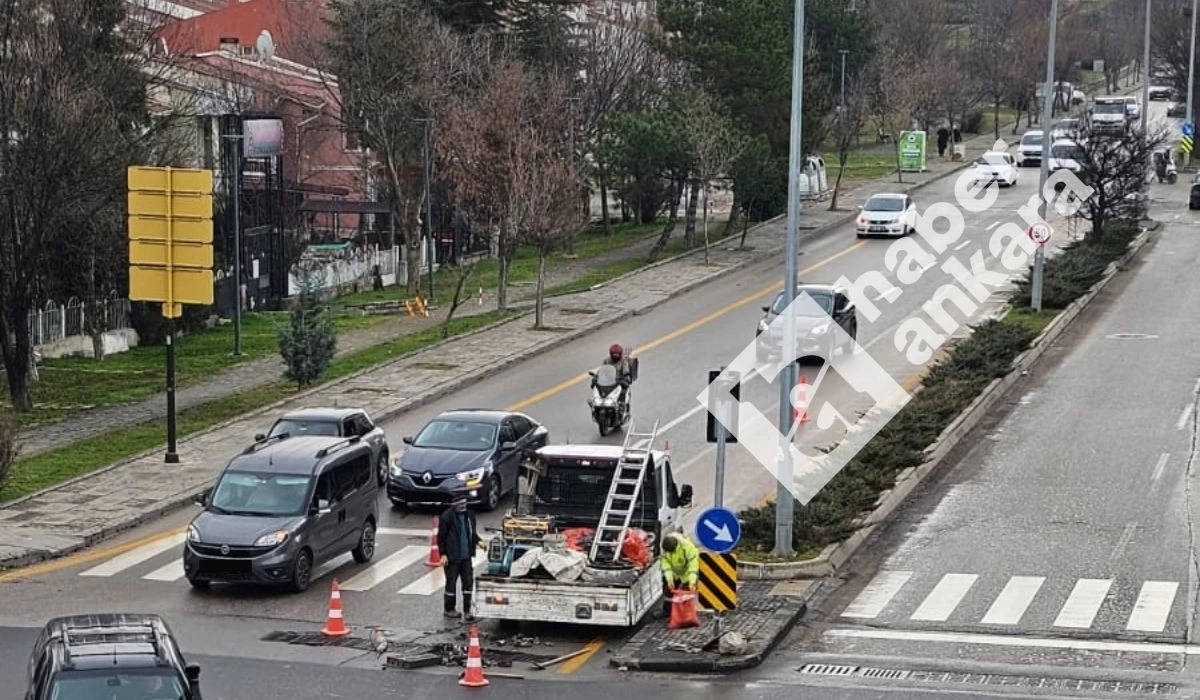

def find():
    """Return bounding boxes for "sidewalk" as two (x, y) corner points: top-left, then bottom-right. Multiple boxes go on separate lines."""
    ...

(0, 125), (1032, 570)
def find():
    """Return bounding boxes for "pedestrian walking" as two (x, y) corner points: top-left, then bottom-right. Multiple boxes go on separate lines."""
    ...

(936, 127), (950, 158)
(439, 492), (486, 621)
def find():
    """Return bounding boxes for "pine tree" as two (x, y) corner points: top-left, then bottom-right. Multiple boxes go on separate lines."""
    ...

(277, 268), (337, 388)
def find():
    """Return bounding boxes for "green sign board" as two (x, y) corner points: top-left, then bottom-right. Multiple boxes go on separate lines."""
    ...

(899, 131), (927, 172)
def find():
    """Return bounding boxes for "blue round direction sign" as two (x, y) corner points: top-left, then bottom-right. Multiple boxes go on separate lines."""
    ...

(1184, 122), (1195, 137)
(695, 507), (741, 554)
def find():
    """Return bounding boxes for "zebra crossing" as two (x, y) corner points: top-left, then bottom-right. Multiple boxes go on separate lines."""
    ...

(841, 571), (1185, 634)
(76, 527), (487, 595)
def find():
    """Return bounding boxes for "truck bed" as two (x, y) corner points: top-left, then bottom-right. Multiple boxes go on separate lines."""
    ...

(475, 561), (662, 626)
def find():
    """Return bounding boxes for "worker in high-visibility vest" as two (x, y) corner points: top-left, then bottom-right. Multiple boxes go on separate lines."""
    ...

(660, 532), (699, 614)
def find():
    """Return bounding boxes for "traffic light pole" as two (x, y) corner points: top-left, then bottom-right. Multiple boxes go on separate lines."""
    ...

(165, 322), (179, 464)
(714, 405), (726, 508)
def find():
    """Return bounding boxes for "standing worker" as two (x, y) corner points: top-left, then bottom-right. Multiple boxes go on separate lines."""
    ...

(439, 492), (487, 622)
(660, 532), (699, 614)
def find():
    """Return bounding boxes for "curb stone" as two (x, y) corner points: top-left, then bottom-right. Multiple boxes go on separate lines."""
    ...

(0, 135), (986, 572)
(736, 224), (1156, 583)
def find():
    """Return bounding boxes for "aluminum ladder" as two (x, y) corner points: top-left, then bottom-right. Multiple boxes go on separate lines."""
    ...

(589, 421), (659, 564)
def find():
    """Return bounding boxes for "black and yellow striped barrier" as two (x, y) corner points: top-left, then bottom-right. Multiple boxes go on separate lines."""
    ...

(697, 552), (738, 611)
(1183, 135), (1194, 155)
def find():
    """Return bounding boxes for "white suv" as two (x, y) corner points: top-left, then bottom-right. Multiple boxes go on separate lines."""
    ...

(1018, 131), (1043, 167)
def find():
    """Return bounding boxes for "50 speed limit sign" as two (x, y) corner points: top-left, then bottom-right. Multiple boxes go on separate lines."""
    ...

(1028, 222), (1052, 246)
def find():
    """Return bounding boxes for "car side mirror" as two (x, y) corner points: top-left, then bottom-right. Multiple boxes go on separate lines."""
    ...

(501, 441), (517, 451)
(760, 306), (770, 313)
(313, 499), (331, 515)
(679, 484), (694, 507)
(194, 493), (206, 507)
(402, 436), (414, 445)
(254, 433), (266, 442)
(185, 664), (201, 686)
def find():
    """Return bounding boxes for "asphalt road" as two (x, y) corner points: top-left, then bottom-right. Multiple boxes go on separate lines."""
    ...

(0, 120), (1097, 679)
(806, 107), (1200, 680)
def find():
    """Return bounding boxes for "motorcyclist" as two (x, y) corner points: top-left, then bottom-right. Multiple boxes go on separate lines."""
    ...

(602, 344), (635, 388)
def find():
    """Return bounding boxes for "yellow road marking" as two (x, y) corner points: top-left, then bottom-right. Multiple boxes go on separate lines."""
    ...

(557, 636), (605, 674)
(508, 241), (867, 412)
(0, 526), (188, 583)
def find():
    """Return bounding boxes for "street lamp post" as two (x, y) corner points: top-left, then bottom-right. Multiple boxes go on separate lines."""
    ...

(1032, 0), (1059, 313)
(839, 50), (848, 111)
(419, 118), (434, 302)
(221, 129), (245, 356)
(1141, 0), (1151, 138)
(774, 0), (805, 558)
(1189, 0), (1197, 168)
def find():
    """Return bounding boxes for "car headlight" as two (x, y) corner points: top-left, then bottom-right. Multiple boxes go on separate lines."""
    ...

(457, 467), (487, 485)
(389, 459), (402, 477)
(188, 525), (200, 543)
(812, 323), (831, 335)
(858, 216), (868, 225)
(254, 530), (290, 548)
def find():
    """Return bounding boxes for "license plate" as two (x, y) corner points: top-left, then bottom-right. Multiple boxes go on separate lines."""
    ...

(869, 226), (889, 232)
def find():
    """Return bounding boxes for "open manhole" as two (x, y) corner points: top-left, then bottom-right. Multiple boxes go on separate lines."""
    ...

(1106, 333), (1159, 340)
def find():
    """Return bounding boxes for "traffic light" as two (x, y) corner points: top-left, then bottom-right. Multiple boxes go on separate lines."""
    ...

(706, 368), (740, 443)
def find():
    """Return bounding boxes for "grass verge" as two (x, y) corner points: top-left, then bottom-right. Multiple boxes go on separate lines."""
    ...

(0, 310), (514, 503)
(735, 220), (1142, 559)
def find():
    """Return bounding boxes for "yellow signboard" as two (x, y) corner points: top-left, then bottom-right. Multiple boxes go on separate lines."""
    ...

(129, 266), (213, 307)
(128, 215), (213, 244)
(127, 167), (213, 195)
(128, 191), (213, 220)
(697, 552), (738, 612)
(129, 240), (213, 269)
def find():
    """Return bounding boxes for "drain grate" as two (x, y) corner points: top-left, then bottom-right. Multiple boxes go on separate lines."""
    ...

(1106, 333), (1159, 340)
(907, 670), (1177, 694)
(858, 667), (910, 680)
(799, 664), (858, 676)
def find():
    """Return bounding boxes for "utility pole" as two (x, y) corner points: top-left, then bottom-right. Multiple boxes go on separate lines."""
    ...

(1033, 0), (1059, 313)
(420, 118), (434, 302)
(1188, 0), (1197, 168)
(221, 124), (245, 356)
(774, 0), (805, 558)
(1141, 0), (1151, 138)
(839, 50), (848, 111)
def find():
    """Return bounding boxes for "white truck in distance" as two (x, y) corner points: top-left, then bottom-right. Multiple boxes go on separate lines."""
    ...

(474, 443), (694, 627)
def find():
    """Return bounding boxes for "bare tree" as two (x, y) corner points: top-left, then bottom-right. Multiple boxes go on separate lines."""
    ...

(1069, 127), (1165, 242)
(868, 45), (924, 184)
(829, 78), (868, 211)
(680, 88), (744, 265)
(325, 0), (485, 297)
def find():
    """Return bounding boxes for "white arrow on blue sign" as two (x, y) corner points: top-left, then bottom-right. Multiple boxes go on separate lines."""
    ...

(695, 506), (741, 553)
(1184, 122), (1195, 137)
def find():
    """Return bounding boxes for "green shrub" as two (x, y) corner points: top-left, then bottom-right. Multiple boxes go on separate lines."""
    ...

(737, 220), (1141, 558)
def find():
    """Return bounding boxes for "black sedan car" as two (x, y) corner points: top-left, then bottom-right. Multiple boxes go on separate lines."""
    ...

(387, 409), (549, 511)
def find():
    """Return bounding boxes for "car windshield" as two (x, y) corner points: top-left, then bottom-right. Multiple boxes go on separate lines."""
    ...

(50, 669), (186, 700)
(976, 154), (1008, 166)
(771, 290), (834, 316)
(1053, 121), (1076, 131)
(594, 364), (618, 387)
(413, 419), (496, 451)
(1094, 102), (1124, 114)
(1020, 133), (1042, 145)
(864, 196), (903, 212)
(208, 471), (313, 516)
(1052, 144), (1083, 160)
(269, 418), (340, 438)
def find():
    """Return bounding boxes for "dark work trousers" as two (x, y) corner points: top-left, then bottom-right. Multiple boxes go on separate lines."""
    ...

(443, 558), (475, 614)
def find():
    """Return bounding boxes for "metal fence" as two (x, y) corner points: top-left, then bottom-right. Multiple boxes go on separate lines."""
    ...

(28, 297), (132, 348)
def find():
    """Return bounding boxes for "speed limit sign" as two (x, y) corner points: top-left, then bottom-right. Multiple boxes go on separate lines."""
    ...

(1028, 222), (1052, 246)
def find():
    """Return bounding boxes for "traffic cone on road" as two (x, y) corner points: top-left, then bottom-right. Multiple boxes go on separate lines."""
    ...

(425, 516), (441, 567)
(792, 374), (810, 424)
(320, 579), (351, 637)
(459, 625), (490, 687)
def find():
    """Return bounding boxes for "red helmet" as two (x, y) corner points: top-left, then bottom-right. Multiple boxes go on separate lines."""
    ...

(609, 344), (623, 359)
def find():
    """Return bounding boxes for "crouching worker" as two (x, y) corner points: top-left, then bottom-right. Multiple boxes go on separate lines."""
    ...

(660, 532), (699, 618)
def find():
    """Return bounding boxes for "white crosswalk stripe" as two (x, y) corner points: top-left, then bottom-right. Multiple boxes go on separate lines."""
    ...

(80, 533), (186, 577)
(398, 552), (488, 595)
(841, 571), (1182, 635)
(341, 546), (428, 591)
(143, 558), (186, 582)
(910, 574), (978, 622)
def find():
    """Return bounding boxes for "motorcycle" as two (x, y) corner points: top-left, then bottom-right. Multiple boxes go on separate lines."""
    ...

(1154, 150), (1178, 184)
(588, 363), (632, 436)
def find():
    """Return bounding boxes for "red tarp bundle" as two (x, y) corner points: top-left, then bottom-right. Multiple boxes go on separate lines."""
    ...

(559, 527), (651, 568)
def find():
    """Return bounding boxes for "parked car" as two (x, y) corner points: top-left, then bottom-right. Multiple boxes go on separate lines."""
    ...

(1124, 96), (1141, 121)
(184, 434), (379, 592)
(262, 407), (391, 486)
(754, 284), (859, 364)
(25, 614), (202, 700)
(1047, 139), (1084, 175)
(389, 409), (549, 511)
(1149, 85), (1174, 100)
(972, 151), (1019, 187)
(1169, 101), (1187, 118)
(1018, 130), (1044, 166)
(1051, 118), (1081, 141)
(855, 193), (917, 238)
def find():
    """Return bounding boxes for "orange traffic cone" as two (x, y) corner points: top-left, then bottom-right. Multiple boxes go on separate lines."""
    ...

(460, 625), (489, 687)
(321, 579), (351, 637)
(792, 374), (810, 424)
(425, 516), (442, 567)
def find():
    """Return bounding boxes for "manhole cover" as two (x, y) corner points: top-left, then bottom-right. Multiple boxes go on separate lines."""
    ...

(1106, 333), (1159, 340)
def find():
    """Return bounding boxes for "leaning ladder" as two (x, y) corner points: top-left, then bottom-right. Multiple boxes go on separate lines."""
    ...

(589, 421), (660, 564)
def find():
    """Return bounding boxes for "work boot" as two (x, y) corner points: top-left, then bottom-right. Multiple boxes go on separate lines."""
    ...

(444, 610), (459, 619)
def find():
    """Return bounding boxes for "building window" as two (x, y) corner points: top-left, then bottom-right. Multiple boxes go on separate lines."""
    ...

(343, 130), (363, 153)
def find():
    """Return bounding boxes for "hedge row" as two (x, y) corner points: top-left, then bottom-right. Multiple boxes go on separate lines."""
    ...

(738, 221), (1143, 557)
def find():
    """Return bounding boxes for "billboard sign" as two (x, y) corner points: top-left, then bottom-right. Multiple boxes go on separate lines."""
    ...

(244, 118), (284, 158)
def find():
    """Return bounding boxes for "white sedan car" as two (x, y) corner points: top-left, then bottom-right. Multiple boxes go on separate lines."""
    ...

(855, 193), (917, 238)
(972, 151), (1018, 187)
